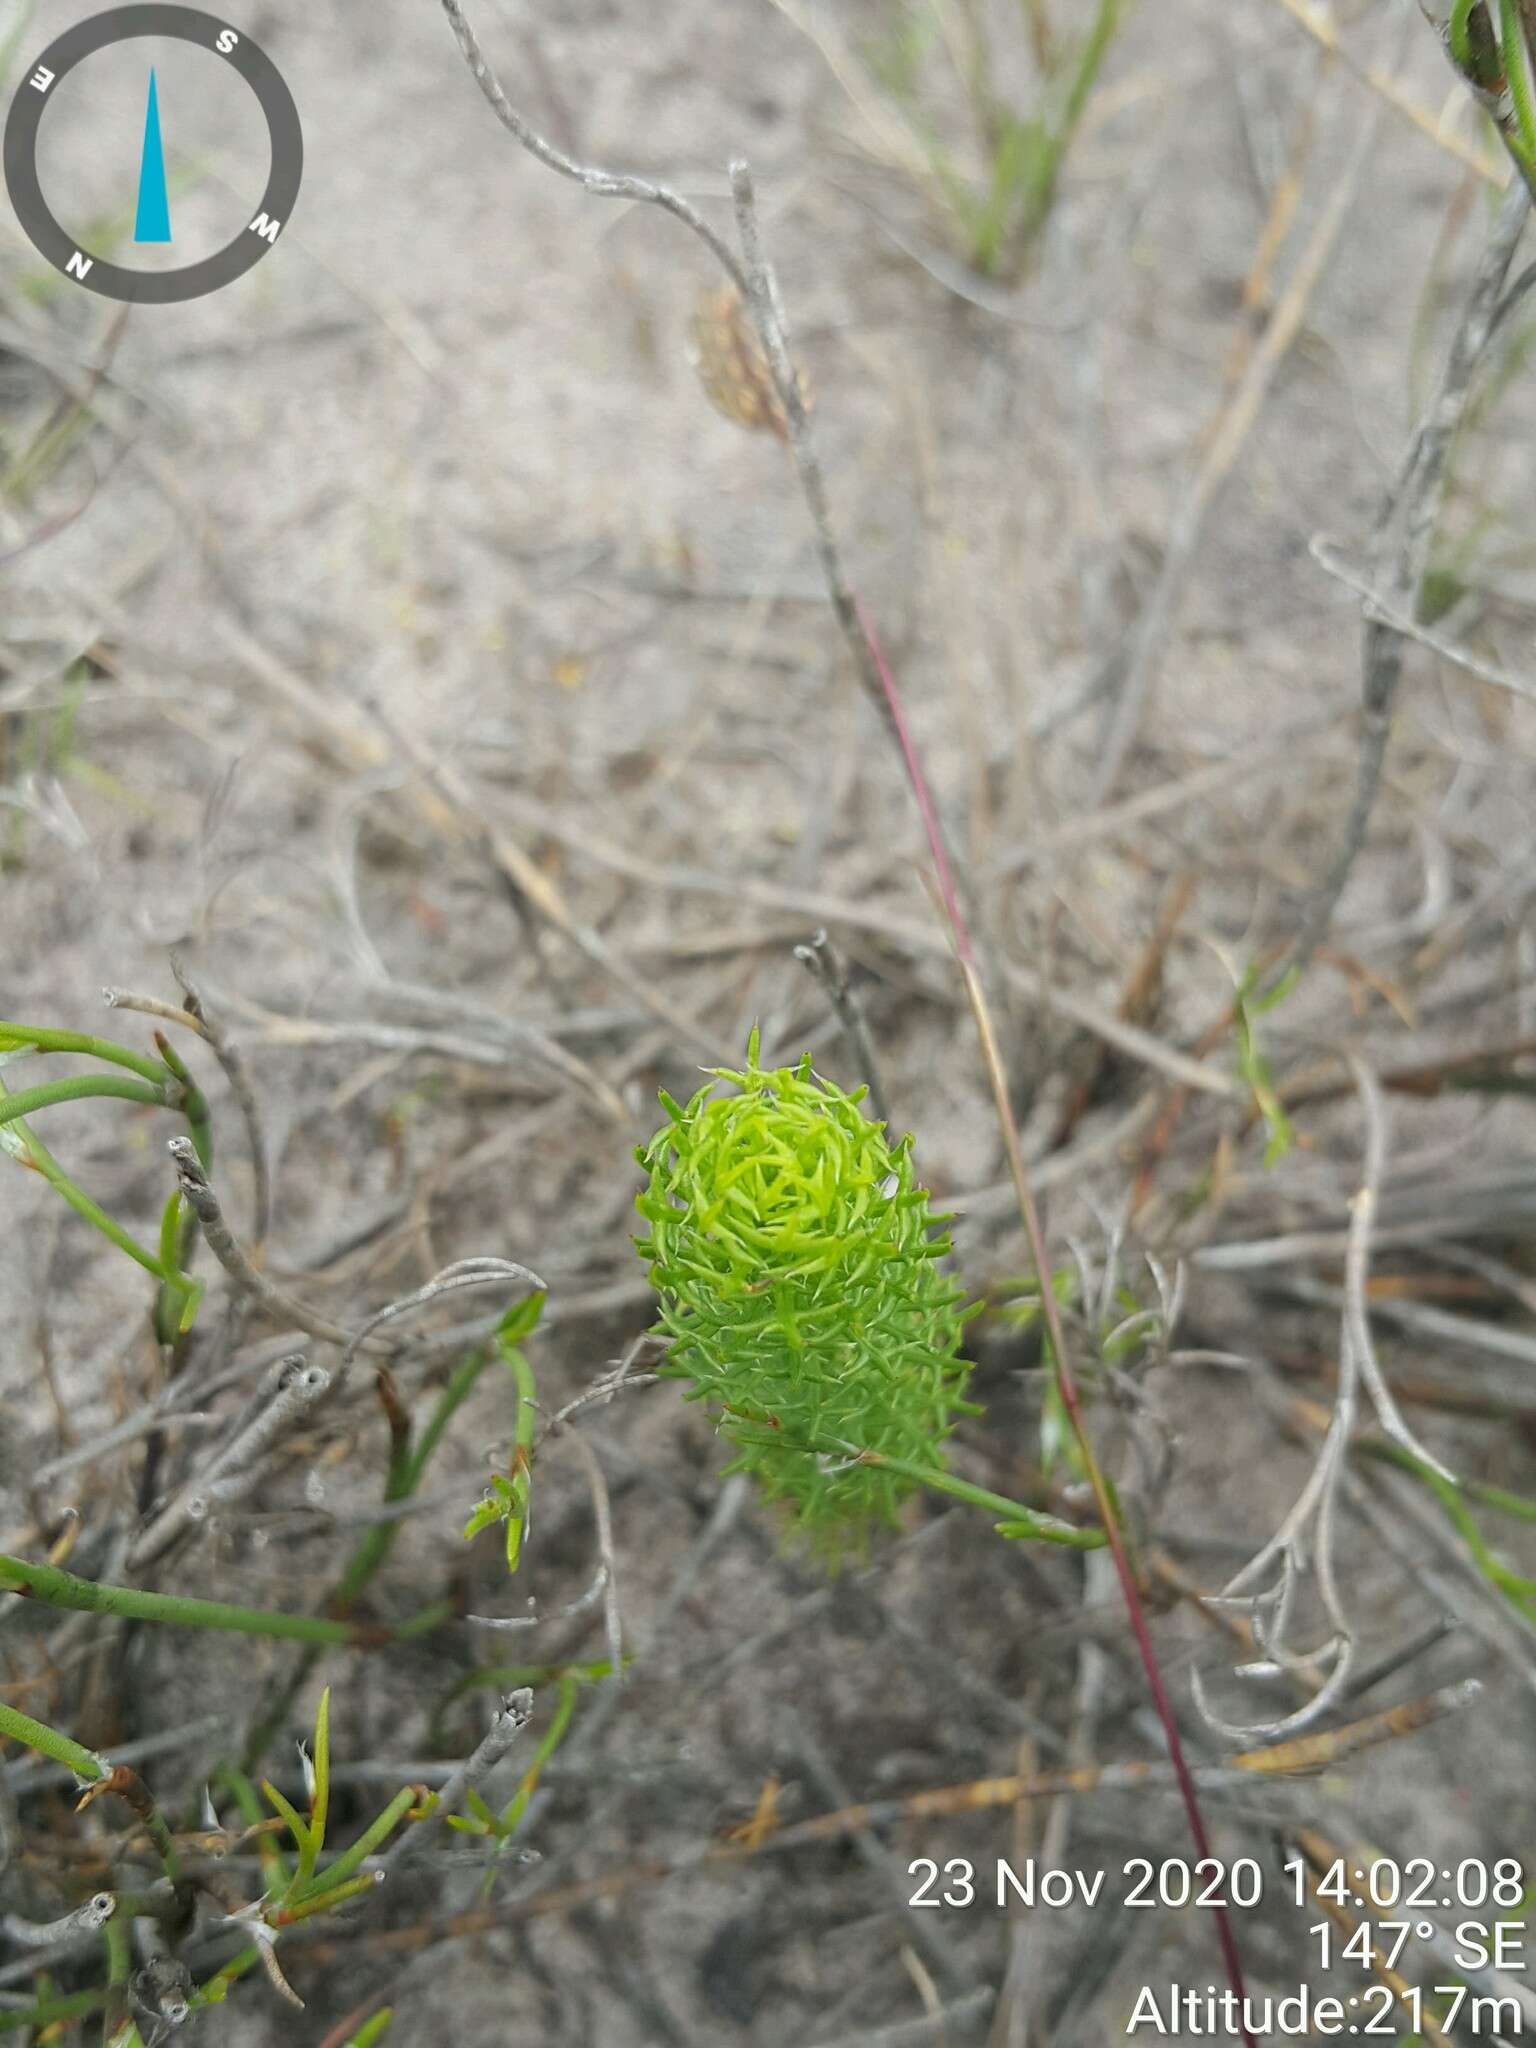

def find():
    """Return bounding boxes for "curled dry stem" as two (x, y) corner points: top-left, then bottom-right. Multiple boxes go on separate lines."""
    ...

(1193, 1060), (1454, 1743)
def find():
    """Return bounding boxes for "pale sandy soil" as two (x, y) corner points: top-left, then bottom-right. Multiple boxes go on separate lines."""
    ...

(3, 1), (1536, 2041)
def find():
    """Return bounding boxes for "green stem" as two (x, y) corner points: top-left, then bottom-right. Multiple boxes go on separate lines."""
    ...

(1041, 0), (1119, 176)
(151, 1031), (212, 1168)
(272, 1870), (380, 1923)
(148, 1033), (212, 1342)
(132, 1787), (183, 1885)
(0, 1074), (171, 1125)
(0, 1023), (171, 1087)
(0, 1552), (444, 1647)
(1359, 1442), (1536, 1615)
(335, 1343), (502, 1614)
(1499, 0), (1536, 163)
(1450, 0), (1479, 68)
(853, 1446), (1107, 1548)
(429, 1658), (614, 1749)
(0, 1988), (109, 2036)
(1455, 1473), (1536, 1522)
(217, 1762), (289, 1889)
(496, 1675), (576, 1837)
(0, 1698), (108, 1781)
(304, 1785), (417, 1897)
(345, 2011), (395, 2048)
(101, 1915), (132, 2045)
(187, 1946), (262, 2012)
(6, 1103), (167, 1278)
(497, 1343), (538, 1572)
(406, 1344), (495, 1492)
(240, 1346), (497, 1775)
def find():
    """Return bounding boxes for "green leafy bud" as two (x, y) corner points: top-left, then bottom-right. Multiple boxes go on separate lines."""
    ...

(635, 1032), (979, 1560)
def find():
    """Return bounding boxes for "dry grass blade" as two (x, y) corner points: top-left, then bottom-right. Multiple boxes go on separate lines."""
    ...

(1089, 36), (1395, 806)
(1294, 178), (1530, 967)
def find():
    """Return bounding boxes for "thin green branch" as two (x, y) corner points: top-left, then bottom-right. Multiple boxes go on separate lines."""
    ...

(1450, 0), (1480, 69)
(152, 1030), (212, 1170)
(2, 1100), (167, 1278)
(0, 1022), (172, 1086)
(240, 1337), (508, 1774)
(84, 1768), (183, 1885)
(494, 1341), (538, 1573)
(298, 1687), (330, 1891)
(101, 1914), (132, 2045)
(1500, 0), (1536, 160)
(334, 1344), (496, 1615)
(305, 1785), (418, 1896)
(0, 1988), (108, 2036)
(0, 1074), (171, 1125)
(0, 1025), (210, 1322)
(1362, 1442), (1536, 1616)
(186, 1946), (262, 2014)
(405, 1344), (492, 1491)
(272, 1871), (380, 1923)
(344, 2011), (395, 2048)
(0, 1552), (445, 1647)
(0, 1697), (108, 1782)
(852, 1446), (1106, 1548)
(494, 1676), (576, 1840)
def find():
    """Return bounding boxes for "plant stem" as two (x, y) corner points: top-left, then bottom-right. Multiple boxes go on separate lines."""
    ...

(0, 1022), (171, 1086)
(0, 1989), (108, 2036)
(852, 599), (1257, 2048)
(498, 1342), (538, 1571)
(2, 1100), (167, 1278)
(1449, 0), (1479, 69)
(1360, 1442), (1536, 1614)
(187, 1948), (262, 2013)
(0, 1075), (171, 1125)
(328, 1376), (418, 1619)
(240, 1345), (497, 1773)
(101, 1915), (132, 2044)
(0, 1698), (108, 1782)
(0, 1552), (444, 1647)
(272, 1871), (380, 1923)
(856, 1447), (1105, 1547)
(84, 1768), (183, 1884)
(305, 1785), (418, 1895)
(151, 1030), (212, 1168)
(1500, 0), (1536, 161)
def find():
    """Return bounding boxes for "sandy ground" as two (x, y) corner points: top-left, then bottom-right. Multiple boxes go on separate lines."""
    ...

(4, 0), (1536, 2041)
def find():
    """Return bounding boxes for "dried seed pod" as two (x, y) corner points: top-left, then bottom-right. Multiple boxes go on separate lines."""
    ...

(635, 1032), (977, 1560)
(686, 284), (811, 438)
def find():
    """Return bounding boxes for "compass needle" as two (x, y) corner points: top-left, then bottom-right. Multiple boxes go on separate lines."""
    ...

(4, 5), (301, 303)
(133, 66), (171, 243)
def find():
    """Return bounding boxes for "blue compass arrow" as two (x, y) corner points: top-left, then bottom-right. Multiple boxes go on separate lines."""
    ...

(133, 69), (171, 243)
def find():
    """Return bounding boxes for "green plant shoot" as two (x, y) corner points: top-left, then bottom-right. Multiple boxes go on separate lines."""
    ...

(635, 1032), (982, 1559)
(462, 1291), (545, 1571)
(1233, 963), (1297, 1167)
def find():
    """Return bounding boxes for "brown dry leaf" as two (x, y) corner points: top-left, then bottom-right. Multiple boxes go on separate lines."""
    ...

(686, 285), (810, 438)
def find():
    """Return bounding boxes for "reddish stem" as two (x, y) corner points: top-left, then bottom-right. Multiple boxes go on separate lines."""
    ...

(851, 595), (1255, 2048)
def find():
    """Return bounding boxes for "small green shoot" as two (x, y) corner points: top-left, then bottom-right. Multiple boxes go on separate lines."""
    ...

(444, 1678), (582, 1892)
(345, 2013), (395, 2048)
(861, 0), (1125, 278)
(1364, 1443), (1536, 1623)
(1232, 963), (1297, 1167)
(637, 1037), (1103, 1556)
(0, 1015), (212, 1339)
(462, 1290), (545, 1573)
